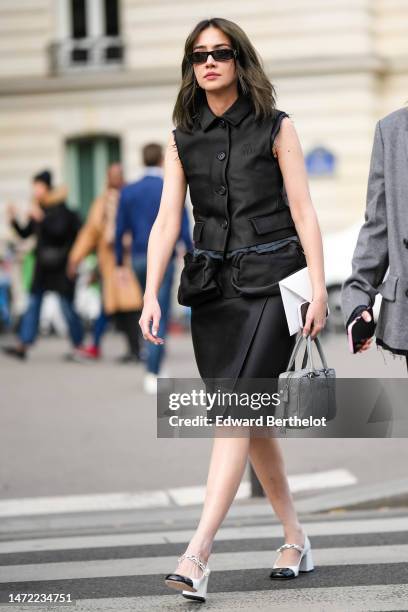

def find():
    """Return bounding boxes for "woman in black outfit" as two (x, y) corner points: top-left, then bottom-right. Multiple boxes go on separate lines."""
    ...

(140, 18), (328, 602)
(3, 171), (84, 360)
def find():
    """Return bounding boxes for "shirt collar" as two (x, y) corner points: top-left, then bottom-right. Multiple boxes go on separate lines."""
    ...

(198, 93), (253, 132)
(143, 166), (163, 178)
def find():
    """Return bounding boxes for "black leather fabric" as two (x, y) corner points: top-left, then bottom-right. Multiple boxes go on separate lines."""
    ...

(165, 574), (194, 588)
(269, 567), (296, 579)
(173, 92), (296, 254)
(174, 92), (304, 397)
(177, 241), (306, 307)
(177, 251), (222, 307)
(230, 240), (306, 297)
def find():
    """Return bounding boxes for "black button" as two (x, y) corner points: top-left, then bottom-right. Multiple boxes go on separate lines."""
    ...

(404, 238), (408, 249)
(217, 185), (227, 195)
(217, 151), (226, 161)
(218, 119), (226, 128)
(405, 289), (408, 298)
(221, 219), (228, 229)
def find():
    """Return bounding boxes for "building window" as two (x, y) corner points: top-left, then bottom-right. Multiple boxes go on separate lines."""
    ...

(50, 0), (123, 74)
(104, 0), (121, 60)
(105, 0), (119, 36)
(72, 0), (87, 38)
(71, 0), (88, 62)
(65, 135), (121, 217)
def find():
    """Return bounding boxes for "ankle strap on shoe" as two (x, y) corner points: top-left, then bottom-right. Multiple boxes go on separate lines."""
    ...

(276, 543), (304, 553)
(177, 553), (210, 576)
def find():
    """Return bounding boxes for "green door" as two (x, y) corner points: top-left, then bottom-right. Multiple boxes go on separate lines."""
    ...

(65, 135), (121, 217)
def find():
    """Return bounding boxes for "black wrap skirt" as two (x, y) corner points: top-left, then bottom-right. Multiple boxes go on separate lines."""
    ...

(178, 238), (307, 420)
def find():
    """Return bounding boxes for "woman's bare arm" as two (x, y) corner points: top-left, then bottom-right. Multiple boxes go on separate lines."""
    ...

(273, 117), (328, 337)
(140, 131), (187, 343)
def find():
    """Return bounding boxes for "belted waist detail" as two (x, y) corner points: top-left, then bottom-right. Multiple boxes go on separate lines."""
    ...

(177, 238), (307, 306)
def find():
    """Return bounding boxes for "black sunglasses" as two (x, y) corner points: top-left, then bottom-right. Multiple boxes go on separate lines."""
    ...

(187, 48), (238, 65)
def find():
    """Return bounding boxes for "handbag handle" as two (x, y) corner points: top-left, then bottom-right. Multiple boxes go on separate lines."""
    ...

(312, 335), (328, 368)
(286, 333), (308, 371)
(287, 333), (328, 372)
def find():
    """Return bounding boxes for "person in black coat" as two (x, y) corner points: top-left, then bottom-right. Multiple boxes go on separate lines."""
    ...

(2, 170), (85, 360)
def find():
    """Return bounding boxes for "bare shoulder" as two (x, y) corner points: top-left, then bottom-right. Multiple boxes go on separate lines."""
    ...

(273, 116), (301, 158)
(165, 130), (184, 170)
(161, 130), (187, 200)
(278, 116), (298, 138)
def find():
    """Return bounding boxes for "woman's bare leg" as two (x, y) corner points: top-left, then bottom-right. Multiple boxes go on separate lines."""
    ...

(174, 431), (250, 578)
(249, 434), (306, 566)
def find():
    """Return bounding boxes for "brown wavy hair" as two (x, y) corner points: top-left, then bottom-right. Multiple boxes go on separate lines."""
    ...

(172, 17), (277, 133)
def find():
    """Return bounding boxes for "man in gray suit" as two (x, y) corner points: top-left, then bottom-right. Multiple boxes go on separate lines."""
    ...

(342, 107), (408, 370)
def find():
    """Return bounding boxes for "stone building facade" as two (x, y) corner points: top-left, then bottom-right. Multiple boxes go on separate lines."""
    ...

(0, 0), (407, 246)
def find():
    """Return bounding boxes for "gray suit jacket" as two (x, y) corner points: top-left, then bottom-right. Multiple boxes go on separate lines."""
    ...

(341, 107), (408, 353)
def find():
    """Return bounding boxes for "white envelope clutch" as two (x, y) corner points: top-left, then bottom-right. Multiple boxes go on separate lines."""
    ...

(279, 266), (312, 335)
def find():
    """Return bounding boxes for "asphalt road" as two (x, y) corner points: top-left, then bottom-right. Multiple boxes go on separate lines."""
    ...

(0, 328), (407, 502)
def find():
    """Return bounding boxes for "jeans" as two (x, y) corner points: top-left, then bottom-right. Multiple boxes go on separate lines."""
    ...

(19, 291), (84, 347)
(132, 253), (175, 375)
(0, 283), (11, 328)
(93, 309), (110, 347)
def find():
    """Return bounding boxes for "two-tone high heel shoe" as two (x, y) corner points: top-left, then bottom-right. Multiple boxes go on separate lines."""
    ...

(270, 534), (314, 579)
(165, 553), (211, 602)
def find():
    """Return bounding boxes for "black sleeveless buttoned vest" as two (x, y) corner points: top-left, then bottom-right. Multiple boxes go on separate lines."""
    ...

(173, 92), (297, 256)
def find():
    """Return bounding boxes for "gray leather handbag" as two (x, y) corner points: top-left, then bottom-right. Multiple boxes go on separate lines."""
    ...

(276, 333), (336, 428)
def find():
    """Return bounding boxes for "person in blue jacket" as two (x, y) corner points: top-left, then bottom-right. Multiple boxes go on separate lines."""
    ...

(115, 142), (192, 392)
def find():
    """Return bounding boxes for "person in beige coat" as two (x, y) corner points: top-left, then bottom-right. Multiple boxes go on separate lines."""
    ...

(68, 164), (143, 361)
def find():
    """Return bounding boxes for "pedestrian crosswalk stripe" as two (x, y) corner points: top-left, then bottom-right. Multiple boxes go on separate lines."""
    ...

(168, 469), (357, 505)
(64, 585), (407, 612)
(0, 513), (407, 608)
(0, 469), (357, 517)
(1, 515), (407, 554)
(2, 531), (408, 567)
(1, 544), (408, 583)
(0, 563), (407, 600)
